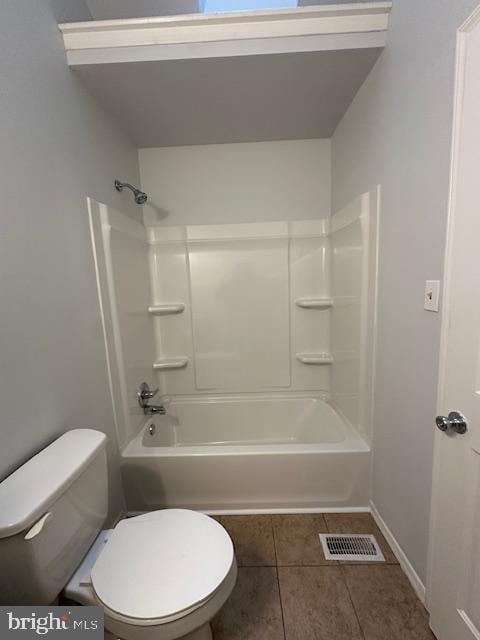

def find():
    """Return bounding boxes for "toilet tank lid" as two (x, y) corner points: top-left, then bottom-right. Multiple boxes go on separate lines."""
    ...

(0, 429), (107, 539)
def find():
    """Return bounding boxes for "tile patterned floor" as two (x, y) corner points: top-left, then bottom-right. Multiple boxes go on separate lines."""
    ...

(211, 513), (436, 640)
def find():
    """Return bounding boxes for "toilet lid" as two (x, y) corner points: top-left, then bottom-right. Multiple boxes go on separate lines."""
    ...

(90, 510), (234, 625)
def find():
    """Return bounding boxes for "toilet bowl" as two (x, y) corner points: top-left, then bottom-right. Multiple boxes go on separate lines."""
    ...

(0, 430), (237, 640)
(65, 509), (237, 640)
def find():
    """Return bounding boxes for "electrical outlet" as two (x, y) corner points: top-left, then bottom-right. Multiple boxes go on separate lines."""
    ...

(424, 280), (441, 312)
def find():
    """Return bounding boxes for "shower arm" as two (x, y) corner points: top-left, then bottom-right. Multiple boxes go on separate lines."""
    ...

(114, 179), (148, 205)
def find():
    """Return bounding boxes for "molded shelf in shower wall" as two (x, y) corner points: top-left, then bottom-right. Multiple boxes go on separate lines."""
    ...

(153, 357), (189, 370)
(295, 298), (333, 309)
(148, 303), (185, 316)
(296, 353), (333, 365)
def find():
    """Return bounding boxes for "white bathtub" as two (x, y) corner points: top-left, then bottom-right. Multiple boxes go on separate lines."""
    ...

(121, 394), (371, 512)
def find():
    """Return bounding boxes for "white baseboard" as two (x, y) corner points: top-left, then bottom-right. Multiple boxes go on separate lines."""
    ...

(370, 501), (426, 605)
(127, 506), (371, 517)
(205, 506), (371, 515)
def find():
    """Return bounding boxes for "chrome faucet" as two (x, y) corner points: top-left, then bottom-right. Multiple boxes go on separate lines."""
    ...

(137, 382), (166, 416)
(144, 404), (166, 416)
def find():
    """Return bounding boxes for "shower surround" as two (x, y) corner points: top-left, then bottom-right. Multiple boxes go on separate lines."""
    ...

(148, 219), (331, 396)
(89, 187), (379, 511)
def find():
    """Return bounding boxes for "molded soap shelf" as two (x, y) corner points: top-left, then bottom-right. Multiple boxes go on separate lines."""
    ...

(148, 303), (185, 316)
(296, 353), (333, 365)
(295, 298), (333, 309)
(153, 357), (189, 370)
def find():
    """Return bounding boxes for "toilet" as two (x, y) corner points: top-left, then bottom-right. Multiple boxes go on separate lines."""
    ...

(0, 429), (237, 640)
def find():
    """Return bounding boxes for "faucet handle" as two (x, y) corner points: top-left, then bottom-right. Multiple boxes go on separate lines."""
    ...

(138, 382), (159, 407)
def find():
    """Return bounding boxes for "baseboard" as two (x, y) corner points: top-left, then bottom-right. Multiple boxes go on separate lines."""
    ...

(205, 506), (371, 515)
(370, 501), (426, 605)
(127, 506), (371, 517)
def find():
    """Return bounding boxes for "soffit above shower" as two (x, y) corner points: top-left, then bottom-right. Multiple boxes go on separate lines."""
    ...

(59, 3), (391, 147)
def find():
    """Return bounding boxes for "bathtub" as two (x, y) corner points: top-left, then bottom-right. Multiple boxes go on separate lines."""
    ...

(121, 393), (371, 512)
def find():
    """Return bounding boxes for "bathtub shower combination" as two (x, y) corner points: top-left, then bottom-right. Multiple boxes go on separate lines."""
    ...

(90, 187), (379, 512)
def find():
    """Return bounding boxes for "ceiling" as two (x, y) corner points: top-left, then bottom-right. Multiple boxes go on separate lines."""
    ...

(74, 47), (381, 147)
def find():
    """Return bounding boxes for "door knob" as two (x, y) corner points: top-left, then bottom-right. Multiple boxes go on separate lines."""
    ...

(435, 411), (468, 435)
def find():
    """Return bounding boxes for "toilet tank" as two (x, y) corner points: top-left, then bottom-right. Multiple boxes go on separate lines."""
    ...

(0, 429), (108, 605)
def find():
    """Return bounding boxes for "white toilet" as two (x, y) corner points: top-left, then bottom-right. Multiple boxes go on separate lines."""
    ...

(0, 429), (237, 640)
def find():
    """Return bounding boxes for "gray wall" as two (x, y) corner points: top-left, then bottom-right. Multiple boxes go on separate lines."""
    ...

(0, 0), (141, 520)
(139, 139), (331, 226)
(332, 0), (478, 584)
(51, 0), (91, 22)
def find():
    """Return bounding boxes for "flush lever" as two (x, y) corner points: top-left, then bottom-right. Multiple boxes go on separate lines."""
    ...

(24, 512), (52, 540)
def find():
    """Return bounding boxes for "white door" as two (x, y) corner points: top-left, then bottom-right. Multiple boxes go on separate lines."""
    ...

(428, 6), (480, 640)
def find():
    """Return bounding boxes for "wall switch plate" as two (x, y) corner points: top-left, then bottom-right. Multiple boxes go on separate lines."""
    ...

(424, 280), (441, 312)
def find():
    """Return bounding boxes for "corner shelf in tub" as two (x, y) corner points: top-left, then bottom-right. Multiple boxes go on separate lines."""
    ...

(153, 357), (189, 370)
(296, 353), (333, 365)
(295, 298), (333, 309)
(148, 303), (185, 316)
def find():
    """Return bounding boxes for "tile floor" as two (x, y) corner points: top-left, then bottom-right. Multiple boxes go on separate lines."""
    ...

(211, 513), (436, 640)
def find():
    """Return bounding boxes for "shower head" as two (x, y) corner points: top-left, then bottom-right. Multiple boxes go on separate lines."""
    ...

(114, 179), (148, 205)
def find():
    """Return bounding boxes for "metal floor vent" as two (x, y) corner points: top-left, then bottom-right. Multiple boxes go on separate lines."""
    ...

(319, 533), (385, 562)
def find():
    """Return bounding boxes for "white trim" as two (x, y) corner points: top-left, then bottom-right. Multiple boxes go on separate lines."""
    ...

(370, 501), (426, 604)
(127, 507), (371, 517)
(330, 192), (366, 233)
(88, 199), (148, 449)
(61, 3), (392, 32)
(66, 31), (387, 66)
(367, 185), (380, 479)
(147, 219), (329, 245)
(60, 3), (391, 63)
(88, 198), (125, 451)
(105, 204), (148, 243)
(361, 185), (380, 446)
(426, 3), (480, 611)
(162, 390), (331, 403)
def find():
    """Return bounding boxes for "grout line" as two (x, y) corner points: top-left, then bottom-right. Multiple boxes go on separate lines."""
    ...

(240, 564), (279, 568)
(275, 566), (287, 640)
(270, 516), (287, 640)
(324, 512), (332, 532)
(270, 513), (279, 568)
(341, 565), (367, 640)
(275, 563), (370, 568)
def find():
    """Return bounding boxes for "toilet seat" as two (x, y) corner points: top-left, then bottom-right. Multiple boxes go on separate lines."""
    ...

(90, 510), (234, 627)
